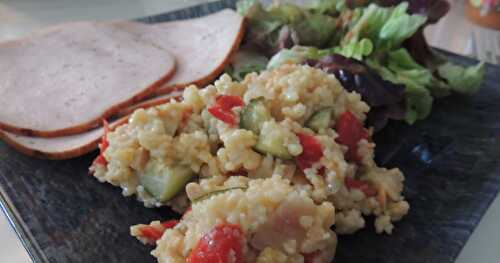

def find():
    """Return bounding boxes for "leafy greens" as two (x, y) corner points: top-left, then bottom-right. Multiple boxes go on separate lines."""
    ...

(307, 54), (407, 131)
(235, 0), (486, 129)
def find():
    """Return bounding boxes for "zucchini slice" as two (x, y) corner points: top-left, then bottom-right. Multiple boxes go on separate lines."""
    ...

(254, 132), (293, 159)
(140, 163), (195, 202)
(305, 107), (334, 132)
(240, 97), (271, 134)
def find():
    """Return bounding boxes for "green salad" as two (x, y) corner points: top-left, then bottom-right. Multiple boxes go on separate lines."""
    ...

(226, 0), (485, 129)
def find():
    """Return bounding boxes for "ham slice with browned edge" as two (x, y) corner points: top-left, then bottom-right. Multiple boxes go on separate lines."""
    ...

(0, 22), (176, 137)
(0, 117), (128, 160)
(0, 10), (245, 159)
(115, 9), (245, 97)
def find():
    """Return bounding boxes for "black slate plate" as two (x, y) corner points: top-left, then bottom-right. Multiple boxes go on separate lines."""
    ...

(1, 1), (499, 263)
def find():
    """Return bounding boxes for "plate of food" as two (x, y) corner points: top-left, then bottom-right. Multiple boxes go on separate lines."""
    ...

(0, 0), (499, 262)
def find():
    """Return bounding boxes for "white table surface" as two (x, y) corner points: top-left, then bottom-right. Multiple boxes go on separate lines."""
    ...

(0, 1), (499, 262)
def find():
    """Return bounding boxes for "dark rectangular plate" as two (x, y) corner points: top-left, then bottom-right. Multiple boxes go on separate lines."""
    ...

(1, 1), (499, 262)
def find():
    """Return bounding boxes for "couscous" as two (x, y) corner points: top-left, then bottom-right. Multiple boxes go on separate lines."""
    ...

(131, 176), (337, 263)
(90, 64), (409, 261)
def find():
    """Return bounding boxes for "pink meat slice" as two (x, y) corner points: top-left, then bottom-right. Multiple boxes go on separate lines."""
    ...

(0, 117), (128, 160)
(0, 21), (176, 137)
(115, 9), (244, 96)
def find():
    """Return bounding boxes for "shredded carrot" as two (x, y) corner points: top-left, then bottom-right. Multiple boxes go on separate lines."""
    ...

(178, 107), (193, 131)
(91, 119), (110, 168)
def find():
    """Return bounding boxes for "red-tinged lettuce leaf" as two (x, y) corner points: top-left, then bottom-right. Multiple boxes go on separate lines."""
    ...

(237, 0), (286, 56)
(277, 25), (300, 51)
(406, 0), (450, 24)
(398, 0), (485, 96)
(238, 0), (340, 56)
(371, 0), (450, 65)
(403, 28), (440, 67)
(306, 54), (406, 131)
(399, 0), (450, 67)
(375, 0), (451, 23)
(375, 1), (484, 96)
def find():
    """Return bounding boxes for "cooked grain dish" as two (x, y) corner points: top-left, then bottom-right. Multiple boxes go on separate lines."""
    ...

(131, 176), (337, 263)
(91, 64), (409, 241)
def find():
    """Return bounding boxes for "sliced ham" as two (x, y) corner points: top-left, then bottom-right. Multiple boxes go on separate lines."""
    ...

(0, 117), (128, 160)
(115, 9), (244, 96)
(0, 22), (176, 137)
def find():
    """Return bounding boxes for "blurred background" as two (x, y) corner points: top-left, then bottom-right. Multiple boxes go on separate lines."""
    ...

(0, 0), (499, 262)
(1, 0), (499, 63)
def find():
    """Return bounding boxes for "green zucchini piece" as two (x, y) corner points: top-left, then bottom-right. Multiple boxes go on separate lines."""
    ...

(140, 163), (195, 202)
(254, 131), (293, 159)
(240, 97), (271, 134)
(193, 187), (247, 203)
(305, 107), (334, 132)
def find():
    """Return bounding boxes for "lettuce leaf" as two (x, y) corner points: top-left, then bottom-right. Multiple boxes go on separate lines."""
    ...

(237, 0), (285, 54)
(238, 0), (337, 53)
(333, 38), (373, 60)
(225, 50), (269, 81)
(341, 2), (426, 53)
(267, 46), (323, 69)
(268, 3), (305, 24)
(292, 13), (337, 47)
(311, 0), (347, 15)
(267, 49), (305, 69)
(404, 87), (433, 124)
(367, 49), (434, 124)
(438, 62), (485, 95)
(378, 10), (426, 50)
(387, 49), (433, 89)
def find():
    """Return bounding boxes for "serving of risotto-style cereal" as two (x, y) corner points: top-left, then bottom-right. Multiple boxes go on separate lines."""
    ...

(90, 64), (409, 262)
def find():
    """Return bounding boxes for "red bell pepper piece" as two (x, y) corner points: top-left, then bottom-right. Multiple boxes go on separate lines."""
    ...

(335, 111), (369, 164)
(92, 119), (110, 167)
(139, 226), (163, 241)
(99, 119), (110, 151)
(303, 250), (321, 263)
(216, 95), (245, 111)
(345, 177), (377, 197)
(138, 220), (179, 243)
(208, 107), (236, 125)
(187, 224), (244, 263)
(161, 219), (179, 229)
(92, 155), (107, 166)
(208, 95), (244, 125)
(296, 133), (323, 171)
